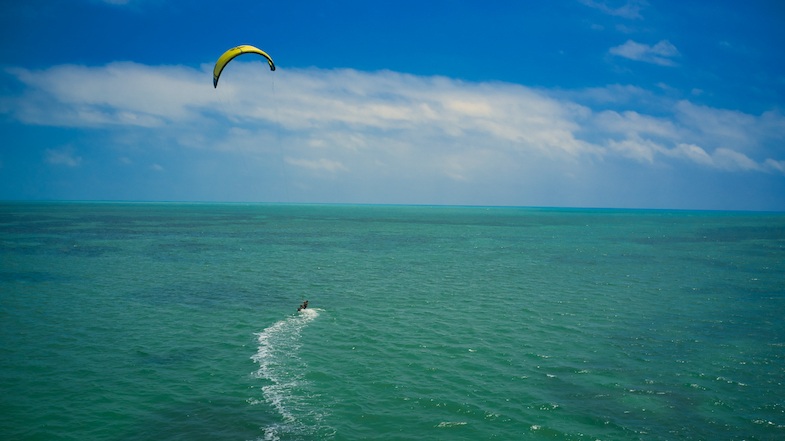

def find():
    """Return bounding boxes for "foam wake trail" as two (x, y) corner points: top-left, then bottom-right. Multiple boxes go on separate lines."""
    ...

(250, 309), (321, 440)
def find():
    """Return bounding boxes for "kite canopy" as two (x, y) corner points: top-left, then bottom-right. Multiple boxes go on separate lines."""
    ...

(213, 45), (275, 88)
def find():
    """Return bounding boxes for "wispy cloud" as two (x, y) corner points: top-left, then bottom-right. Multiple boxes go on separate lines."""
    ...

(286, 157), (348, 173)
(45, 146), (82, 167)
(609, 40), (680, 66)
(579, 0), (648, 20)
(97, 0), (133, 5)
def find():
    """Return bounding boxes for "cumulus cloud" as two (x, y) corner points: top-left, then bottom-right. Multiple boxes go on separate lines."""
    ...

(588, 104), (784, 172)
(4, 62), (784, 185)
(7, 63), (214, 127)
(674, 101), (765, 151)
(609, 40), (680, 66)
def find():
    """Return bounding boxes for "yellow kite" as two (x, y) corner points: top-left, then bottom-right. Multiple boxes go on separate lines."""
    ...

(213, 45), (275, 88)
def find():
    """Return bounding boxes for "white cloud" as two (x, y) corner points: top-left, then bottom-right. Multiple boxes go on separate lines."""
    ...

(711, 148), (762, 172)
(764, 158), (785, 173)
(595, 110), (677, 139)
(4, 62), (784, 193)
(7, 63), (215, 127)
(45, 147), (82, 167)
(665, 143), (763, 172)
(667, 143), (714, 167)
(286, 157), (348, 173)
(579, 0), (648, 19)
(607, 135), (662, 163)
(673, 101), (785, 157)
(609, 40), (680, 66)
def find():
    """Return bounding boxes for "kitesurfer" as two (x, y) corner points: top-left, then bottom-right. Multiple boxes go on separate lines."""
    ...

(297, 300), (308, 312)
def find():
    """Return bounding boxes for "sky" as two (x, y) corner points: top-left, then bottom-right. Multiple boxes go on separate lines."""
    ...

(1, 0), (784, 210)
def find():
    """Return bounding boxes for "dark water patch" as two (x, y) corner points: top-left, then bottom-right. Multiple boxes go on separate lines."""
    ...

(546, 250), (657, 268)
(57, 242), (120, 257)
(0, 270), (69, 283)
(124, 278), (293, 313)
(0, 235), (121, 258)
(144, 240), (218, 262)
(346, 231), (445, 254)
(697, 224), (785, 242)
(133, 348), (194, 370)
(127, 281), (242, 310)
(234, 204), (667, 231)
(112, 396), (272, 441)
(1, 202), (270, 240)
(629, 224), (785, 247)
(0, 217), (79, 235)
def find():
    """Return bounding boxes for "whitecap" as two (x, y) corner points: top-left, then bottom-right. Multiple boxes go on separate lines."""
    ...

(436, 421), (467, 428)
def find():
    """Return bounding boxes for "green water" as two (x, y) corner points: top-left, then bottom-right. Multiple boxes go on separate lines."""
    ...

(1, 202), (783, 440)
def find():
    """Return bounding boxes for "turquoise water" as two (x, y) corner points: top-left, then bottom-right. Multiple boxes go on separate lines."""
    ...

(1, 202), (783, 440)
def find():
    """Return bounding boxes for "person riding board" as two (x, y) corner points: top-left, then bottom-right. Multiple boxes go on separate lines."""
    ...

(297, 300), (309, 312)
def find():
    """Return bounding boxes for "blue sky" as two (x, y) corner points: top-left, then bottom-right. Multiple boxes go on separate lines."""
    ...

(1, 0), (784, 210)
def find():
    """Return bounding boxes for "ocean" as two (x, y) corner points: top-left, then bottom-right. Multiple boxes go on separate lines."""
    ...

(1, 202), (783, 440)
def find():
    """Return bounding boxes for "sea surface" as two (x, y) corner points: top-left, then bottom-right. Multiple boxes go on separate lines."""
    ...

(1, 202), (784, 440)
